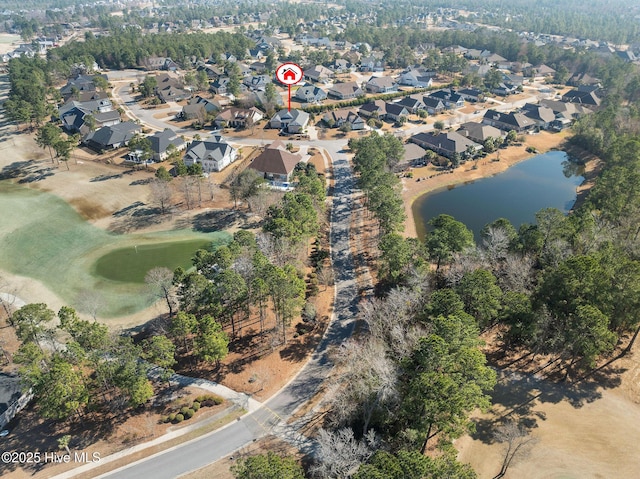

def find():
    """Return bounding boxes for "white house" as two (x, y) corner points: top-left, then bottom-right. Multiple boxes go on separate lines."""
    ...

(183, 135), (238, 172)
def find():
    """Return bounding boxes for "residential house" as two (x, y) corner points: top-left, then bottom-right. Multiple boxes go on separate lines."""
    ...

(180, 103), (206, 122)
(332, 59), (355, 73)
(248, 141), (302, 184)
(183, 135), (238, 172)
(214, 107), (264, 128)
(327, 81), (364, 100)
(60, 74), (105, 100)
(616, 50), (637, 62)
(561, 89), (601, 107)
(84, 121), (141, 151)
(410, 131), (482, 159)
(359, 100), (387, 118)
(155, 73), (190, 102)
(567, 72), (601, 87)
(305, 65), (334, 83)
(365, 76), (398, 94)
(149, 129), (186, 161)
(157, 85), (191, 103)
(250, 62), (267, 73)
(359, 54), (384, 72)
(142, 57), (179, 71)
(522, 104), (557, 129)
(491, 82), (519, 97)
(456, 88), (484, 103)
(294, 85), (327, 104)
(269, 109), (309, 133)
(428, 89), (465, 109)
(75, 90), (109, 103)
(383, 103), (409, 122)
(422, 96), (446, 115)
(482, 109), (536, 132)
(191, 95), (221, 114)
(539, 99), (592, 120)
(323, 108), (365, 130)
(196, 64), (223, 79)
(242, 74), (271, 92)
(526, 64), (556, 80)
(403, 143), (428, 167)
(395, 95), (425, 114)
(59, 98), (118, 135)
(457, 122), (505, 143)
(249, 90), (285, 108)
(210, 77), (231, 95)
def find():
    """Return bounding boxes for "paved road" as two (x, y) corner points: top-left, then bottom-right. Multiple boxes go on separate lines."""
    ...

(99, 140), (358, 479)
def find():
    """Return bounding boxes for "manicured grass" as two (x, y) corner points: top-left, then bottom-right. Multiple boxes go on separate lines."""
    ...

(94, 239), (214, 283)
(0, 182), (230, 317)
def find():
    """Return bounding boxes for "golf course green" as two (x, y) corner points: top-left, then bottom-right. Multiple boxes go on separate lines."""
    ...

(0, 181), (230, 317)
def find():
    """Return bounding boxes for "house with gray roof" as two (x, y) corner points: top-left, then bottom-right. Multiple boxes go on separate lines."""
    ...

(214, 107), (264, 128)
(395, 95), (425, 114)
(522, 104), (557, 129)
(323, 108), (365, 130)
(269, 109), (310, 133)
(305, 65), (334, 83)
(561, 89), (601, 107)
(410, 131), (482, 159)
(457, 122), (505, 144)
(328, 81), (364, 100)
(365, 76), (398, 94)
(84, 121), (142, 151)
(428, 89), (465, 109)
(482, 109), (536, 132)
(149, 129), (186, 162)
(294, 85), (327, 104)
(183, 135), (238, 172)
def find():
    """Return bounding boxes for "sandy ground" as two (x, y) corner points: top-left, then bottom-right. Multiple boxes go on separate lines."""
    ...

(457, 336), (640, 478)
(401, 130), (571, 238)
(0, 34), (21, 55)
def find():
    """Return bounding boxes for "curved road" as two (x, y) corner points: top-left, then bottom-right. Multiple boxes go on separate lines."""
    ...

(99, 142), (358, 479)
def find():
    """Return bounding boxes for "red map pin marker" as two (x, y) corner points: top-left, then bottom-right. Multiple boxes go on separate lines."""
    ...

(276, 62), (304, 112)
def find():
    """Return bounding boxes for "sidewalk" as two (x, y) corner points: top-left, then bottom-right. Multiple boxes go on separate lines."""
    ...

(48, 374), (261, 479)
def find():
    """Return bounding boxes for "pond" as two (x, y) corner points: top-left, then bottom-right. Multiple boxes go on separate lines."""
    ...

(93, 239), (216, 283)
(412, 151), (584, 240)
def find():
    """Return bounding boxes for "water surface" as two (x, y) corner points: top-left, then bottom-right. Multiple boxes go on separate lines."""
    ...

(413, 151), (584, 240)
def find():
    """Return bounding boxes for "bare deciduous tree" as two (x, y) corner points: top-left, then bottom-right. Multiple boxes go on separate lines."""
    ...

(361, 287), (425, 358)
(316, 265), (335, 291)
(310, 428), (378, 479)
(492, 419), (537, 479)
(326, 338), (398, 435)
(75, 289), (105, 321)
(149, 178), (173, 215)
(145, 267), (177, 317)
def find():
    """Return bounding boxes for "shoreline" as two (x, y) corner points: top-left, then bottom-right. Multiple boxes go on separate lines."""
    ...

(402, 130), (583, 238)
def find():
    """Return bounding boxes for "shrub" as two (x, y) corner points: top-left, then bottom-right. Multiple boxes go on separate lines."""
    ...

(168, 413), (176, 422)
(180, 406), (190, 415)
(174, 413), (184, 423)
(200, 394), (224, 407)
(302, 302), (317, 323)
(184, 408), (195, 419)
(192, 402), (201, 411)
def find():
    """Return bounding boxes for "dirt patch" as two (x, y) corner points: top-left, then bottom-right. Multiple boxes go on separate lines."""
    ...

(0, 385), (233, 479)
(68, 196), (113, 220)
(457, 334), (640, 479)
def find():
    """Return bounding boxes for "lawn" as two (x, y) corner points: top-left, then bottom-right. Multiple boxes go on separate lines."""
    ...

(0, 181), (230, 317)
